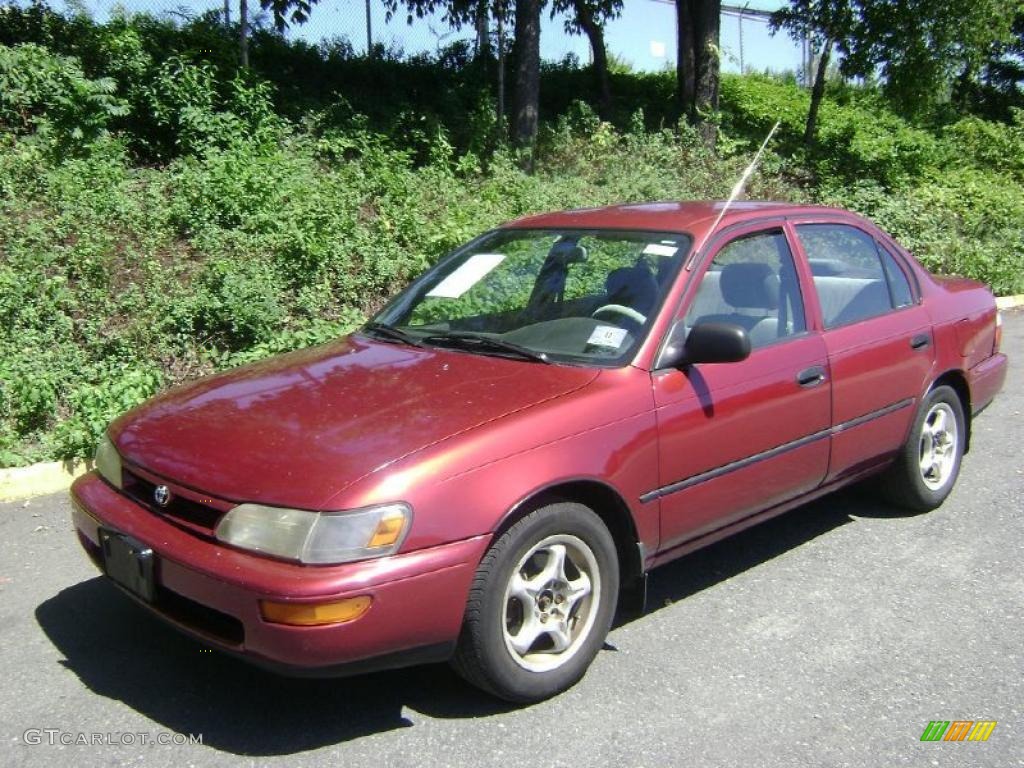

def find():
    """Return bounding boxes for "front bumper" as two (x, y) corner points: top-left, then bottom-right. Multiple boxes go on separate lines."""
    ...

(70, 472), (489, 674)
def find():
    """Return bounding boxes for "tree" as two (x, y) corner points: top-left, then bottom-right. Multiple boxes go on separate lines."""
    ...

(964, 10), (1024, 118)
(771, 1), (855, 145)
(772, 0), (1023, 136)
(511, 0), (542, 150)
(675, 0), (721, 146)
(386, 1), (545, 150)
(261, 0), (324, 30)
(859, 0), (1020, 113)
(553, 0), (622, 119)
(235, 0), (324, 67)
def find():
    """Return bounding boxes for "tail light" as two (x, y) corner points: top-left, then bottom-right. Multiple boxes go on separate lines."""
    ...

(994, 311), (1003, 354)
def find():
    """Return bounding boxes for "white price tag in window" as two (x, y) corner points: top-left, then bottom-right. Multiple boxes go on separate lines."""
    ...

(427, 253), (506, 299)
(587, 325), (628, 349)
(642, 243), (678, 258)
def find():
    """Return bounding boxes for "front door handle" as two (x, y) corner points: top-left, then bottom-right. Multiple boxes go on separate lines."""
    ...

(910, 333), (931, 350)
(797, 365), (827, 388)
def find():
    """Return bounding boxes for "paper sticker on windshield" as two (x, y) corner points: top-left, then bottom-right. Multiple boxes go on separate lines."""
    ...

(588, 325), (628, 349)
(643, 243), (678, 258)
(427, 253), (506, 299)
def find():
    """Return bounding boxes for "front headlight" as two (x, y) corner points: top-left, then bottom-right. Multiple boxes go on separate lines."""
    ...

(95, 435), (123, 489)
(214, 502), (412, 564)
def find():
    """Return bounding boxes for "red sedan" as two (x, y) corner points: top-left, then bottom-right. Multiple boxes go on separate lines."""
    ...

(71, 201), (1007, 702)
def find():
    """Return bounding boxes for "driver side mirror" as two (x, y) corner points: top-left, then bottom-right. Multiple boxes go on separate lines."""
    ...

(656, 320), (752, 369)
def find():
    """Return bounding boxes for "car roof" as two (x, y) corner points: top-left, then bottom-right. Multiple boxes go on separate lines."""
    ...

(502, 201), (850, 239)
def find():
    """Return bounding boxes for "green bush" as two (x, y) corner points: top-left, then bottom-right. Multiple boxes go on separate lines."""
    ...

(50, 364), (164, 460)
(942, 110), (1024, 180)
(720, 74), (947, 187)
(144, 56), (282, 157)
(0, 42), (127, 155)
(0, 103), (807, 466)
(824, 171), (1024, 296)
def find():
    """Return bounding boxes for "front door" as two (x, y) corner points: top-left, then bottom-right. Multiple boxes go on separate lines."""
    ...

(652, 224), (832, 553)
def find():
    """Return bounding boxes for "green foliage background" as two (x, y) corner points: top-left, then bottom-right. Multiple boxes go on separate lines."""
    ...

(0, 7), (1022, 466)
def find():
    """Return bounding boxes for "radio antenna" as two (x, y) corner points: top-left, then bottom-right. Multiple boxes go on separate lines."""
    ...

(690, 120), (781, 263)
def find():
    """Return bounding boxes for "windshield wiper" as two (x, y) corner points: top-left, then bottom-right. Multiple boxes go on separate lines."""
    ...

(421, 332), (551, 364)
(361, 321), (423, 347)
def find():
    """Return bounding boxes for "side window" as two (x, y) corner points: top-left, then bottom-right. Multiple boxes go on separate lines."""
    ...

(878, 246), (914, 308)
(796, 224), (894, 329)
(685, 230), (806, 349)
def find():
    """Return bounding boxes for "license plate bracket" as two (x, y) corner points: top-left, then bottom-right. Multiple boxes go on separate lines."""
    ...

(99, 528), (155, 603)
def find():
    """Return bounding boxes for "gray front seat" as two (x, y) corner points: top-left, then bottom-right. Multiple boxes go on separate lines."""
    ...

(696, 262), (780, 347)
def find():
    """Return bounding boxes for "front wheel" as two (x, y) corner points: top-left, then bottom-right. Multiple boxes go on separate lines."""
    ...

(877, 385), (966, 512)
(451, 502), (619, 703)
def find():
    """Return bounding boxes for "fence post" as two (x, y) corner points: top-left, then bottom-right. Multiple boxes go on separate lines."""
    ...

(239, 0), (249, 68)
(366, 0), (374, 57)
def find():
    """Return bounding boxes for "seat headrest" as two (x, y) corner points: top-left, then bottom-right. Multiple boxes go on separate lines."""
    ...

(605, 266), (659, 314)
(720, 262), (780, 310)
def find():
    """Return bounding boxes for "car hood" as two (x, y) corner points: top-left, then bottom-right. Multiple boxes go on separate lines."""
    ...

(112, 335), (598, 509)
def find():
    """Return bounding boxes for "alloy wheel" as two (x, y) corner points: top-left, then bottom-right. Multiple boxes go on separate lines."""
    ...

(918, 402), (958, 490)
(502, 534), (601, 673)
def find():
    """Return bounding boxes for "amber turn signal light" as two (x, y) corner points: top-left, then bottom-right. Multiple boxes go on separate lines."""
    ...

(259, 596), (372, 626)
(367, 510), (407, 548)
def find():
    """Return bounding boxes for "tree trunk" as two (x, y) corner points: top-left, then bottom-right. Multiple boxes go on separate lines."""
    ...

(693, 0), (720, 147)
(497, 3), (506, 132)
(512, 0), (541, 154)
(804, 37), (832, 146)
(951, 60), (974, 112)
(239, 0), (249, 68)
(476, 0), (491, 59)
(676, 1), (720, 144)
(675, 0), (696, 120)
(575, 4), (612, 120)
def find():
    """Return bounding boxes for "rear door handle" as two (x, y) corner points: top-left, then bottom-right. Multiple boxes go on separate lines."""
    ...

(797, 366), (827, 388)
(910, 333), (931, 350)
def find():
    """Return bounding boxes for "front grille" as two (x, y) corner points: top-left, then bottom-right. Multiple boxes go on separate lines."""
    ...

(155, 585), (245, 647)
(122, 469), (225, 538)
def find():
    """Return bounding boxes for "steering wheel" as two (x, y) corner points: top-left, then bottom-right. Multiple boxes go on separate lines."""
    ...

(591, 304), (647, 326)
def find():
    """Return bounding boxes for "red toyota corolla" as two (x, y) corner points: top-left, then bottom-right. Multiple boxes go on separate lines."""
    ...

(71, 201), (1007, 702)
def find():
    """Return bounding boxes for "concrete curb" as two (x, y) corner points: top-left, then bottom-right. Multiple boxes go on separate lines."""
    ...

(0, 459), (92, 503)
(996, 294), (1024, 310)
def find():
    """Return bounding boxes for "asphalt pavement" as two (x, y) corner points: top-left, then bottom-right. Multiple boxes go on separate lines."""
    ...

(2, 312), (1022, 768)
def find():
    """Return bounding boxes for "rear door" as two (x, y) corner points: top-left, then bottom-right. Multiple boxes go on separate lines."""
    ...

(791, 220), (935, 482)
(652, 222), (831, 552)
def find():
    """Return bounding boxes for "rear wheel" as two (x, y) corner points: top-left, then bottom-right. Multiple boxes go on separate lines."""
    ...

(877, 385), (966, 512)
(451, 502), (618, 703)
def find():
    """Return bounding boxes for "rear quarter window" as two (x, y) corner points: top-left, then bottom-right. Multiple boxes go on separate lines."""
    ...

(878, 247), (914, 308)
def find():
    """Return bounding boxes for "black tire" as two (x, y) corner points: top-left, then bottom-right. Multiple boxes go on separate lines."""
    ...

(877, 385), (966, 512)
(451, 502), (619, 703)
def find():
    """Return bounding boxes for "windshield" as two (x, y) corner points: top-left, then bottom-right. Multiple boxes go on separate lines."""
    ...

(368, 228), (692, 366)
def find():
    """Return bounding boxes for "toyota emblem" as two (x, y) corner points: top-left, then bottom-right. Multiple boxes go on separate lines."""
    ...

(153, 485), (171, 507)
